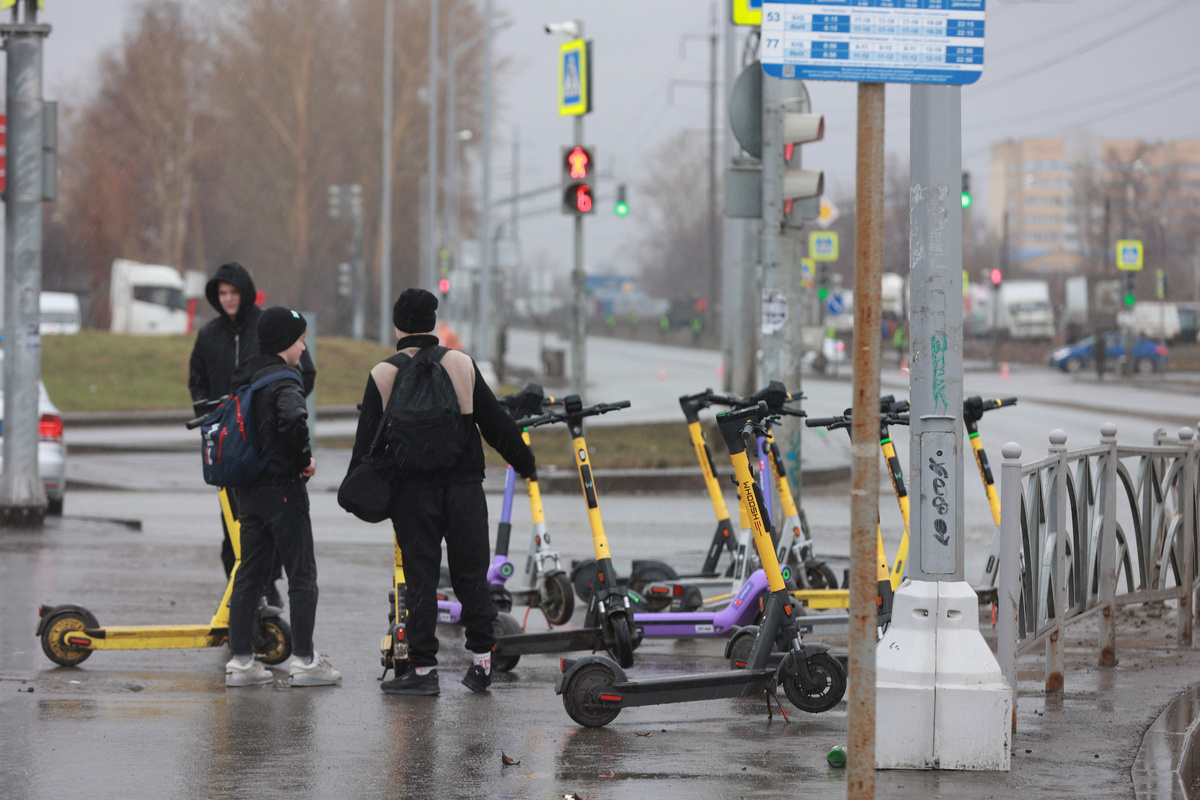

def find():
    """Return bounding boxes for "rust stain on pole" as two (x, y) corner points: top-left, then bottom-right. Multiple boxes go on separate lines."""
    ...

(847, 81), (884, 800)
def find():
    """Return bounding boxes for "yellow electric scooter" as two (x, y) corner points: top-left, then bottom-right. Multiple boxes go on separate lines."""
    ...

(37, 487), (293, 667)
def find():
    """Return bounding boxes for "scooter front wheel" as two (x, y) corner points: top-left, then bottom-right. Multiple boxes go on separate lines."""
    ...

(492, 613), (522, 673)
(540, 571), (575, 626)
(41, 611), (93, 667)
(607, 614), (635, 669)
(781, 651), (846, 713)
(562, 662), (622, 728)
(804, 560), (838, 590)
(254, 616), (294, 665)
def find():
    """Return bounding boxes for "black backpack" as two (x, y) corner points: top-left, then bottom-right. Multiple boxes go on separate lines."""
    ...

(382, 346), (468, 473)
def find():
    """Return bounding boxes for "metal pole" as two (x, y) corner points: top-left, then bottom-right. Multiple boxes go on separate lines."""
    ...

(476, 0), (494, 364)
(571, 114), (586, 398)
(707, 2), (718, 326)
(720, 18), (743, 392)
(425, 0), (439, 293)
(846, 81), (883, 800)
(379, 0), (394, 343)
(0, 0), (50, 527)
(908, 84), (966, 584)
(998, 440), (1022, 731)
(352, 187), (365, 340)
(445, 3), (457, 287)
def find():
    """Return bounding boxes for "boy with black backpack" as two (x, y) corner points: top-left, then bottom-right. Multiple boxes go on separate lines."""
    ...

(346, 288), (534, 695)
(223, 307), (340, 688)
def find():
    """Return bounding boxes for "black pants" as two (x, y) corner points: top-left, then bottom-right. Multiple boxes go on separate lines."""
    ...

(228, 480), (318, 659)
(392, 481), (496, 668)
(220, 489), (283, 594)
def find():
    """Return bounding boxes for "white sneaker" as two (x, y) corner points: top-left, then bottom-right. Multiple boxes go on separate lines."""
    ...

(269, 655), (303, 672)
(225, 657), (273, 687)
(289, 651), (342, 687)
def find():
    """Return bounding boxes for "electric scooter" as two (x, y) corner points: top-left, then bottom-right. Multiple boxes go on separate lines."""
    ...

(554, 402), (847, 727)
(493, 395), (643, 669)
(37, 487), (293, 667)
(486, 384), (574, 625)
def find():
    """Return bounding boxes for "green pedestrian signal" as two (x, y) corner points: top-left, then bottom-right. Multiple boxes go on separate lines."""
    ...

(961, 171), (972, 210)
(817, 286), (829, 301)
(1124, 292), (1136, 307)
(615, 184), (629, 217)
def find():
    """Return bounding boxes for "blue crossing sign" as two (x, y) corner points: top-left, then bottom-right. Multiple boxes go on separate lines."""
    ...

(761, 0), (986, 86)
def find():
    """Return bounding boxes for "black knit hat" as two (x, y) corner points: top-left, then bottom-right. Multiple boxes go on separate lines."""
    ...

(257, 307), (307, 355)
(392, 288), (438, 334)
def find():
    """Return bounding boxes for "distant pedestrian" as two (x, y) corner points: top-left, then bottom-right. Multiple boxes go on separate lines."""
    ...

(348, 288), (534, 696)
(188, 263), (315, 600)
(893, 323), (908, 363)
(224, 307), (340, 688)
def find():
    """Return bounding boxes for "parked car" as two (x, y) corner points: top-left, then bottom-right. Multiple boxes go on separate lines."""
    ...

(0, 351), (66, 515)
(1048, 333), (1168, 375)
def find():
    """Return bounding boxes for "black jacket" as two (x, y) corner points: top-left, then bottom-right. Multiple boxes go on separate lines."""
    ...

(348, 335), (535, 488)
(188, 263), (315, 416)
(229, 355), (312, 485)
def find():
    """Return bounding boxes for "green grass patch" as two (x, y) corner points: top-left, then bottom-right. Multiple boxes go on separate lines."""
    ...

(41, 333), (395, 412)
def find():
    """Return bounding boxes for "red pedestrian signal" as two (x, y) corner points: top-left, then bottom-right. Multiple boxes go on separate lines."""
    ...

(438, 277), (450, 295)
(561, 145), (596, 216)
(567, 146), (590, 179)
(989, 268), (1002, 287)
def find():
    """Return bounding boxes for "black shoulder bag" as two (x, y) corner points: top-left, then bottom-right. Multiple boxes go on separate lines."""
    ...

(337, 356), (408, 523)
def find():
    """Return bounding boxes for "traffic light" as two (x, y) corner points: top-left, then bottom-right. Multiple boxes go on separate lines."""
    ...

(614, 184), (629, 217)
(1124, 272), (1136, 307)
(816, 263), (830, 301)
(961, 171), (972, 210)
(337, 262), (352, 297)
(438, 277), (451, 297)
(989, 268), (1002, 287)
(780, 111), (825, 222)
(561, 145), (596, 215)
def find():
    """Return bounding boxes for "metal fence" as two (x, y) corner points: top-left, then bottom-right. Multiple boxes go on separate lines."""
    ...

(996, 423), (1200, 699)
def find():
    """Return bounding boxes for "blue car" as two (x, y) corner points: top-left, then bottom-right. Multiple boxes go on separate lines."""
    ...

(1048, 333), (1168, 374)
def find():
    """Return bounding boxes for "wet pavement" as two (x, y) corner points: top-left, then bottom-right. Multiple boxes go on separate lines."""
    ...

(5, 505), (1200, 799)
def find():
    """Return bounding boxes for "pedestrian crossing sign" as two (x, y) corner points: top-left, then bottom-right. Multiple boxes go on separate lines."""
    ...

(1116, 239), (1143, 271)
(732, 0), (762, 26)
(809, 231), (839, 261)
(558, 39), (591, 117)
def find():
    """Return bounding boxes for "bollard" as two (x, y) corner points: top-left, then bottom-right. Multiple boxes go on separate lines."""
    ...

(1097, 423), (1119, 667)
(1046, 430), (1068, 694)
(999, 441), (1022, 732)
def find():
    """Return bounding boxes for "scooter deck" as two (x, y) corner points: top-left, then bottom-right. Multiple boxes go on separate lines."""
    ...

(68, 624), (229, 651)
(599, 668), (775, 708)
(494, 627), (605, 656)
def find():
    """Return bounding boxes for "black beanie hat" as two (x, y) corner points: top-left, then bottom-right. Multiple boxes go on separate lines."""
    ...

(392, 288), (438, 334)
(258, 306), (307, 355)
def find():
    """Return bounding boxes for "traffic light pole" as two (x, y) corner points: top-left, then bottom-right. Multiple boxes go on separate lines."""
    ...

(0, 0), (51, 527)
(570, 111), (586, 399)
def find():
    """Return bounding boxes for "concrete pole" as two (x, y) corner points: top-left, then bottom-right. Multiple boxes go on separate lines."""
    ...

(707, 3), (718, 325)
(476, 0), (494, 364)
(0, 0), (50, 527)
(907, 84), (965, 583)
(720, 18), (743, 392)
(425, 0), (439, 293)
(379, 0), (394, 344)
(846, 81), (884, 800)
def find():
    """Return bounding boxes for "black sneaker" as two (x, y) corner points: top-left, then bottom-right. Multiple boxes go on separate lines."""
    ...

(381, 668), (440, 696)
(461, 664), (492, 693)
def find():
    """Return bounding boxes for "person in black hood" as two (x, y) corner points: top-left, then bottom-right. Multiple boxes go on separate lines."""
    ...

(188, 262), (315, 591)
(224, 307), (340, 688)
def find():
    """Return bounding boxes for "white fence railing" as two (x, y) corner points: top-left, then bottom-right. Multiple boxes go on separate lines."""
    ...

(997, 423), (1200, 697)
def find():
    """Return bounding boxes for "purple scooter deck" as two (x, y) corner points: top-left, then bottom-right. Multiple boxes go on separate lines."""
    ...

(632, 569), (769, 638)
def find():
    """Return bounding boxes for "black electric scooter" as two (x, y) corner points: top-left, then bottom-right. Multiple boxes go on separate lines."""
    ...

(554, 402), (847, 727)
(492, 395), (644, 669)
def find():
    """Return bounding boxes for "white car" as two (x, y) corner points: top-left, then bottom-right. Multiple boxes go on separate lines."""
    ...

(0, 352), (66, 515)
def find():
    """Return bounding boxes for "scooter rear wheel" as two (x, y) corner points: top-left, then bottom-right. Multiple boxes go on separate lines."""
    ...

(629, 564), (677, 612)
(540, 571), (575, 626)
(41, 612), (92, 667)
(804, 561), (838, 590)
(562, 662), (622, 728)
(781, 651), (846, 713)
(254, 616), (294, 665)
(492, 613), (522, 673)
(607, 615), (635, 669)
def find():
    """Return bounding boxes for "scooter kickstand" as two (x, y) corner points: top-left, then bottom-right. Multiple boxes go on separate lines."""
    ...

(764, 688), (790, 723)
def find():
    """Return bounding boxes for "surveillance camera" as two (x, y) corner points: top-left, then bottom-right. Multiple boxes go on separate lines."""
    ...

(544, 20), (581, 38)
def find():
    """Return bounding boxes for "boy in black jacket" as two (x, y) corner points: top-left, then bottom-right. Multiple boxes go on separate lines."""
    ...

(348, 289), (534, 695)
(224, 307), (340, 688)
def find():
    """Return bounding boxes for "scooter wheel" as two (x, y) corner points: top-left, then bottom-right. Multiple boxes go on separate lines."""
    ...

(540, 571), (575, 626)
(41, 611), (93, 667)
(781, 651), (846, 714)
(562, 662), (621, 728)
(727, 627), (759, 670)
(629, 564), (677, 612)
(492, 613), (522, 673)
(254, 616), (293, 665)
(607, 614), (635, 669)
(804, 560), (838, 590)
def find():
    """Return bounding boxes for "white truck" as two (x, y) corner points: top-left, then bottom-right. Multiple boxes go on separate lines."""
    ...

(967, 280), (1054, 340)
(39, 292), (81, 334)
(109, 259), (189, 335)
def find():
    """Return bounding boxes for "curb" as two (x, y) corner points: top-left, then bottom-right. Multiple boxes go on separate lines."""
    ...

(1132, 683), (1200, 800)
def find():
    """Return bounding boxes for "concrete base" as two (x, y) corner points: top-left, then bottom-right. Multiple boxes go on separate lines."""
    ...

(0, 504), (46, 528)
(876, 580), (1012, 771)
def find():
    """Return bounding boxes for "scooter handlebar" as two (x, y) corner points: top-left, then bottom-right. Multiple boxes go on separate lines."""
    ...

(519, 398), (632, 429)
(186, 396), (227, 429)
(805, 415), (845, 429)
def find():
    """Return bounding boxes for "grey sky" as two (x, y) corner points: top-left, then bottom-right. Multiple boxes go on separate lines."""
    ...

(39, 0), (1200, 285)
